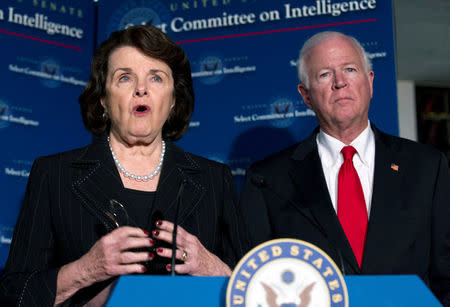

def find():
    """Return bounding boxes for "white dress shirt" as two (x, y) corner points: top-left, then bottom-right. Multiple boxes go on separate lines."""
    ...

(316, 122), (375, 218)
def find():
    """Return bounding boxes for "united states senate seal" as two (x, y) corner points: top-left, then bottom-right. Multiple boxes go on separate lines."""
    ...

(226, 238), (348, 307)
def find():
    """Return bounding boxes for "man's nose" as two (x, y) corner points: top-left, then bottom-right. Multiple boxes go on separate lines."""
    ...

(333, 72), (347, 89)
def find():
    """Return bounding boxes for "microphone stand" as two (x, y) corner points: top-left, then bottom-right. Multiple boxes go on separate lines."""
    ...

(171, 179), (187, 276)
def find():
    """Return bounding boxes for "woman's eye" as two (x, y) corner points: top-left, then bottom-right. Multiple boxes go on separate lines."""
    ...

(118, 75), (130, 82)
(152, 75), (162, 82)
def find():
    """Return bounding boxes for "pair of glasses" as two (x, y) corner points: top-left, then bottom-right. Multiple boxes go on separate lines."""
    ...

(105, 199), (134, 228)
(106, 199), (154, 269)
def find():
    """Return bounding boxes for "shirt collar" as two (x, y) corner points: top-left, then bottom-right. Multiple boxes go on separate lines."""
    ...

(350, 123), (373, 166)
(317, 121), (373, 167)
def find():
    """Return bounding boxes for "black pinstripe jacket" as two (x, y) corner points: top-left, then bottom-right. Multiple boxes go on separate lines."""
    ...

(0, 135), (246, 306)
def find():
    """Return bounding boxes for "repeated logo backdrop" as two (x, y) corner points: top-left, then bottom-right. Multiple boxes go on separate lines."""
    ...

(0, 0), (397, 269)
(0, 0), (94, 269)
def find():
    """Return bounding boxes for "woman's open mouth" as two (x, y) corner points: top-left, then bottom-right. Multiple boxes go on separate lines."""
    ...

(133, 105), (150, 114)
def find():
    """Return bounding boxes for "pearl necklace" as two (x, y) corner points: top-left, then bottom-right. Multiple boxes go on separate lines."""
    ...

(108, 136), (165, 181)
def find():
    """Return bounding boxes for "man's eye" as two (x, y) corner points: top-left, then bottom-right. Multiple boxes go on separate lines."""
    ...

(346, 67), (356, 72)
(320, 72), (329, 78)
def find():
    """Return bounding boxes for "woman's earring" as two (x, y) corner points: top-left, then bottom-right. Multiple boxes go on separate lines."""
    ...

(102, 111), (108, 120)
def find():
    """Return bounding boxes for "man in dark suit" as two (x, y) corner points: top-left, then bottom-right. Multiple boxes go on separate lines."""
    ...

(239, 31), (450, 306)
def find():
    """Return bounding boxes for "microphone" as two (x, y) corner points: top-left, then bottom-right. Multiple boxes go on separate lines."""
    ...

(171, 178), (187, 276)
(250, 174), (267, 188)
(250, 173), (346, 275)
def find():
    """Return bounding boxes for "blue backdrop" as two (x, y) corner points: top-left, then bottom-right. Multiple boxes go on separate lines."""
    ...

(0, 0), (94, 268)
(0, 0), (397, 269)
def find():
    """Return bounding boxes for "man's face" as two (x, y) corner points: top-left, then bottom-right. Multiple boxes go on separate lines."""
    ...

(298, 36), (374, 137)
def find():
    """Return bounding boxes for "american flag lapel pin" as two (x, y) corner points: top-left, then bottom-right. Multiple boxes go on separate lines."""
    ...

(390, 163), (399, 171)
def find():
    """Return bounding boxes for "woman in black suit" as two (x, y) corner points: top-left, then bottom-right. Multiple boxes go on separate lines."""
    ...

(0, 25), (246, 306)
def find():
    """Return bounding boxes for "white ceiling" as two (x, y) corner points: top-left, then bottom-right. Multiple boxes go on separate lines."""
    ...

(394, 0), (450, 87)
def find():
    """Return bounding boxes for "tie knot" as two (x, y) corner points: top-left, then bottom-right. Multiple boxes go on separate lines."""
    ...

(341, 146), (357, 161)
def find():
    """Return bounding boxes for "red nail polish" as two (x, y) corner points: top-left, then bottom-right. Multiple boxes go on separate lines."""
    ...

(157, 247), (163, 254)
(148, 252), (154, 260)
(166, 264), (172, 271)
(152, 230), (160, 237)
(149, 238), (156, 245)
(156, 220), (162, 226)
(143, 230), (149, 236)
(141, 266), (147, 273)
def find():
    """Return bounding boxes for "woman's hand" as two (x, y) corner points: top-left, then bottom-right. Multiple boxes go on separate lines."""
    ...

(78, 226), (154, 283)
(55, 227), (154, 305)
(152, 221), (231, 276)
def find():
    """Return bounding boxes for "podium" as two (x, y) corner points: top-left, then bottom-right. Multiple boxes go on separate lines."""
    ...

(107, 275), (442, 306)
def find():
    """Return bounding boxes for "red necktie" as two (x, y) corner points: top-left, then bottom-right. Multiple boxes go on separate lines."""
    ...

(337, 146), (368, 268)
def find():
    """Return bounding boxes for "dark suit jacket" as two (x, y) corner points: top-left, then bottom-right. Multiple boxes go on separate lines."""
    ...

(239, 126), (450, 306)
(0, 135), (246, 306)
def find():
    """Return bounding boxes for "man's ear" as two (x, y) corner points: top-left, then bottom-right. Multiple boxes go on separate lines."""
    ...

(298, 84), (312, 109)
(368, 70), (374, 99)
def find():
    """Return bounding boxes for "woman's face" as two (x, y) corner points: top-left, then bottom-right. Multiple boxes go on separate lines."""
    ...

(101, 46), (175, 144)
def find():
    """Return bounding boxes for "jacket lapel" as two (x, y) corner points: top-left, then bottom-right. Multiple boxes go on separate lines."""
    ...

(150, 142), (206, 227)
(71, 135), (129, 232)
(288, 131), (361, 273)
(362, 126), (404, 272)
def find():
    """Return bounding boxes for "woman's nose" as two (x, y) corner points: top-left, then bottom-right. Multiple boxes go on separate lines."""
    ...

(134, 87), (147, 97)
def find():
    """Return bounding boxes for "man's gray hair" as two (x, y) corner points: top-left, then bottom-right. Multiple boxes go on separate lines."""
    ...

(297, 31), (372, 88)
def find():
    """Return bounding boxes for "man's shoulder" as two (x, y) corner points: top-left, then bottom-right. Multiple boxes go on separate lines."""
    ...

(375, 128), (443, 160)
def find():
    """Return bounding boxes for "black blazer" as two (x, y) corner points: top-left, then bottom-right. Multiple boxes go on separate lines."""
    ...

(0, 135), (246, 306)
(239, 125), (450, 306)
